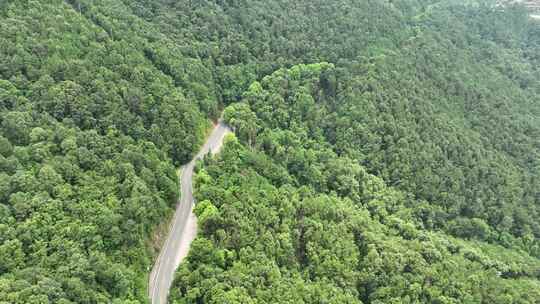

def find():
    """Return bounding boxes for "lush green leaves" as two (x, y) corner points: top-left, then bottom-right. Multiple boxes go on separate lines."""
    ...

(1, 0), (539, 303)
(171, 133), (540, 304)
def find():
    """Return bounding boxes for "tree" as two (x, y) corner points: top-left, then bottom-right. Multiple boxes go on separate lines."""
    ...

(223, 103), (259, 147)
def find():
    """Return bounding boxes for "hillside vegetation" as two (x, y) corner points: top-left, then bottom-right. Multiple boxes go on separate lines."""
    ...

(170, 0), (540, 303)
(0, 0), (539, 303)
(0, 0), (213, 302)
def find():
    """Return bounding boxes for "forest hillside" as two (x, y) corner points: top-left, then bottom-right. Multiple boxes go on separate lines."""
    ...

(0, 0), (539, 303)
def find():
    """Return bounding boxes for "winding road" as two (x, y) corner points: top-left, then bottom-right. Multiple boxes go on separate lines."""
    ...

(149, 120), (232, 304)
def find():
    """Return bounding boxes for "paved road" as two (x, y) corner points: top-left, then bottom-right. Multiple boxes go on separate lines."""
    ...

(149, 120), (232, 304)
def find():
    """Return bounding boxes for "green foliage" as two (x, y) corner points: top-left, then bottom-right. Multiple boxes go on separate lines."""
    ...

(193, 199), (218, 227)
(163, 1), (540, 298)
(0, 0), (214, 302)
(1, 0), (540, 303)
(171, 135), (540, 304)
(231, 56), (540, 253)
(223, 103), (259, 147)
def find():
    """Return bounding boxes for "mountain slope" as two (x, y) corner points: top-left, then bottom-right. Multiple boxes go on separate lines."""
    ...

(0, 0), (539, 303)
(127, 1), (540, 251)
(0, 1), (216, 302)
(171, 62), (540, 304)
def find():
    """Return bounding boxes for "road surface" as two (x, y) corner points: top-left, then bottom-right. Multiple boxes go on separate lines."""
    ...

(149, 120), (231, 304)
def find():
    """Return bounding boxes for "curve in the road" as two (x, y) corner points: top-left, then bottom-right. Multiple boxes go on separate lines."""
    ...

(149, 120), (232, 304)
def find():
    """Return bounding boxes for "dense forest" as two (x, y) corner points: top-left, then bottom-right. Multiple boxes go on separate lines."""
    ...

(171, 63), (540, 303)
(0, 0), (213, 302)
(173, 129), (540, 303)
(168, 0), (540, 303)
(0, 0), (539, 303)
